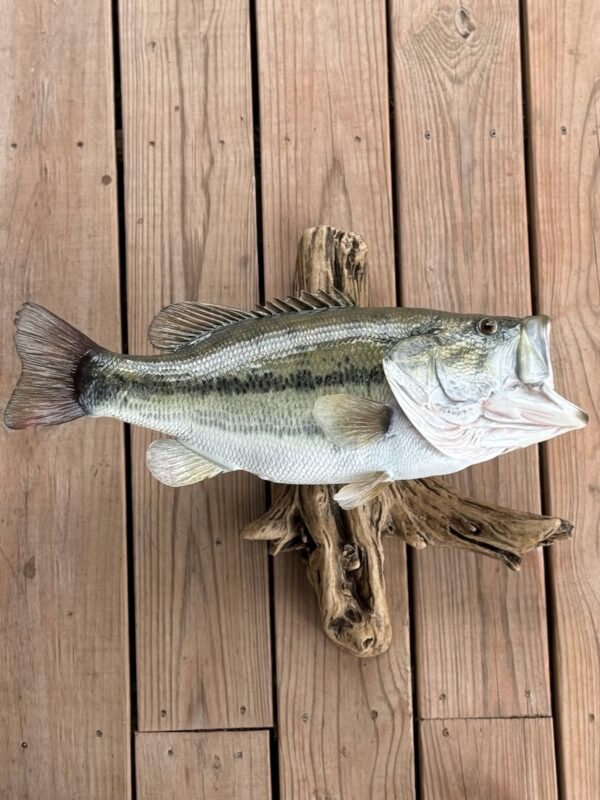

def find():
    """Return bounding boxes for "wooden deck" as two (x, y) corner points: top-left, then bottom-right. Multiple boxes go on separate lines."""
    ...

(0, 1), (598, 797)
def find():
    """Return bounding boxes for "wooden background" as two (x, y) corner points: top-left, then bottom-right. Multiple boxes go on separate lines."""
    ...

(0, 0), (598, 797)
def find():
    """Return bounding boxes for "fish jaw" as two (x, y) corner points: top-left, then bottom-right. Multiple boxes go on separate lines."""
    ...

(383, 352), (588, 466)
(483, 383), (588, 434)
(511, 314), (587, 432)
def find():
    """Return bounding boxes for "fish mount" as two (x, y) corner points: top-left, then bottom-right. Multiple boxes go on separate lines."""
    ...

(241, 225), (572, 658)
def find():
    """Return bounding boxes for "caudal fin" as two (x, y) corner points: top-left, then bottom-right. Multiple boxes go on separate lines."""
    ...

(4, 303), (96, 429)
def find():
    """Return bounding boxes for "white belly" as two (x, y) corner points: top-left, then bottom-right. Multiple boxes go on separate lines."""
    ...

(185, 410), (468, 485)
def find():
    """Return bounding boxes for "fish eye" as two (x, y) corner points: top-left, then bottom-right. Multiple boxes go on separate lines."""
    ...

(478, 318), (498, 336)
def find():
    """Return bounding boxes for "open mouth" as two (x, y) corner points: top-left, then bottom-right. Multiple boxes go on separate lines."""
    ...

(485, 382), (588, 432)
(515, 316), (587, 430)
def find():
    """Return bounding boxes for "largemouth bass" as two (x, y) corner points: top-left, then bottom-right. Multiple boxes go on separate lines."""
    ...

(4, 291), (587, 508)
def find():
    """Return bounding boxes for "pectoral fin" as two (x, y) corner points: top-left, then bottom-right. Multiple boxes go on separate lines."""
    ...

(334, 472), (391, 510)
(146, 439), (228, 487)
(314, 394), (391, 448)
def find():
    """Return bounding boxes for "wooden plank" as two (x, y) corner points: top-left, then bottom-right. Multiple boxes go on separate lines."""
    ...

(390, 0), (552, 719)
(524, 1), (600, 796)
(258, 0), (396, 298)
(136, 731), (271, 799)
(0, 1), (130, 798)
(275, 541), (414, 798)
(420, 719), (557, 799)
(120, 0), (272, 731)
(257, 2), (415, 796)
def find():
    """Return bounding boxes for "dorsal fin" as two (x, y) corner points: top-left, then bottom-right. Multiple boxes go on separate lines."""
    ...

(148, 289), (355, 351)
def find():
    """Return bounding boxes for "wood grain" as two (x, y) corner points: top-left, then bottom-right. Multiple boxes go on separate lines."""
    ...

(0, 1), (130, 798)
(119, 0), (272, 730)
(136, 731), (271, 799)
(420, 719), (557, 799)
(390, 0), (552, 719)
(257, 0), (396, 302)
(524, 1), (600, 795)
(275, 541), (414, 798)
(257, 1), (415, 795)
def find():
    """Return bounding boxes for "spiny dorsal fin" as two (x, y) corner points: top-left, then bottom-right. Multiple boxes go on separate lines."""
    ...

(146, 439), (228, 487)
(254, 288), (355, 317)
(313, 394), (392, 448)
(148, 288), (355, 351)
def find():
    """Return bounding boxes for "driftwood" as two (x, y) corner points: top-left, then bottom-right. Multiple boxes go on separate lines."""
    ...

(242, 226), (572, 657)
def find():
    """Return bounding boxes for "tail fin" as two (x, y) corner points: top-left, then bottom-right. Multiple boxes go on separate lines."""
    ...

(4, 303), (96, 429)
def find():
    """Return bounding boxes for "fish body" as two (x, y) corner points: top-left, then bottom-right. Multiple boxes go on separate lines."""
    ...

(79, 306), (468, 484)
(4, 292), (587, 508)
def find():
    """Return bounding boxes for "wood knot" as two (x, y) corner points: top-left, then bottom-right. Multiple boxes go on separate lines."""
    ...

(455, 7), (475, 39)
(23, 556), (36, 579)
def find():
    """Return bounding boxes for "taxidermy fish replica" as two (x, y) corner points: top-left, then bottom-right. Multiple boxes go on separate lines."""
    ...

(4, 291), (587, 509)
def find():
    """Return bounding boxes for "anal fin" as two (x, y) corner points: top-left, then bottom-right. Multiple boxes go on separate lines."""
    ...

(146, 439), (228, 487)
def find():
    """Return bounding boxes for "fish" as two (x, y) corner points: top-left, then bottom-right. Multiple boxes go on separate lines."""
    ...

(4, 291), (587, 509)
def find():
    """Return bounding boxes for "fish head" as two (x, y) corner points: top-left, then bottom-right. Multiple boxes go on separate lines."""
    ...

(383, 311), (587, 464)
(385, 312), (522, 404)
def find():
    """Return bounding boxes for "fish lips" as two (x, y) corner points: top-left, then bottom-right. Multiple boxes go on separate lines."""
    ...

(485, 382), (588, 435)
(515, 315), (588, 430)
(518, 315), (554, 387)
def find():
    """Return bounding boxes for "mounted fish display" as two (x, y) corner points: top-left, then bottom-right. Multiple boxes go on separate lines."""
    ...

(4, 291), (587, 508)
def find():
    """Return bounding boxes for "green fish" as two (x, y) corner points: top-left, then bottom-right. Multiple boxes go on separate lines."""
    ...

(4, 290), (587, 508)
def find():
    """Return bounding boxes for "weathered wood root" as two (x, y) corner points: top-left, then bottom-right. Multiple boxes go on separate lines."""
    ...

(382, 478), (572, 569)
(244, 480), (571, 566)
(243, 484), (392, 655)
(241, 225), (574, 658)
(242, 480), (571, 655)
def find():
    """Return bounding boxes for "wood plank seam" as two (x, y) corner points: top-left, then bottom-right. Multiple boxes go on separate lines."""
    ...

(144, 727), (274, 734)
(419, 714), (552, 721)
(110, 2), (141, 786)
